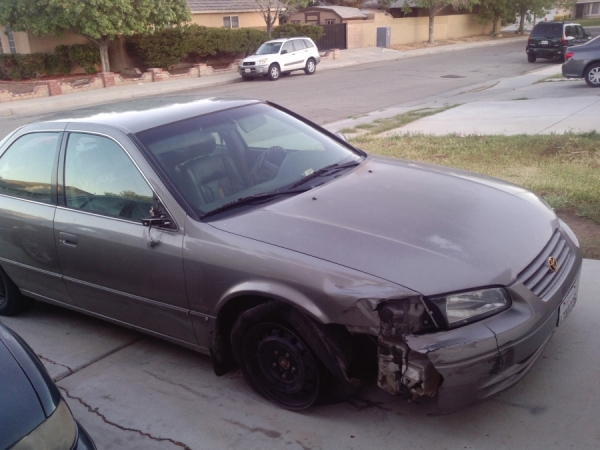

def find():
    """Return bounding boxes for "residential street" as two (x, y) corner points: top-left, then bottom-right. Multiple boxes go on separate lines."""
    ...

(2, 37), (600, 450)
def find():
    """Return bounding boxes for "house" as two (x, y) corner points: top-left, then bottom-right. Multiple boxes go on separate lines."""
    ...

(188, 0), (278, 29)
(1, 1), (275, 57)
(286, 6), (367, 25)
(574, 0), (600, 18)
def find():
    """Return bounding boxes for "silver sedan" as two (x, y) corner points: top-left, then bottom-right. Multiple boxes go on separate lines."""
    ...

(563, 35), (600, 86)
(0, 97), (582, 413)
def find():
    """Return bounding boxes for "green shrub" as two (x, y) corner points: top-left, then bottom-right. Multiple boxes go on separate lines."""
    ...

(17, 53), (46, 79)
(272, 24), (324, 42)
(127, 28), (190, 69)
(45, 45), (73, 76)
(0, 54), (21, 81)
(69, 44), (100, 74)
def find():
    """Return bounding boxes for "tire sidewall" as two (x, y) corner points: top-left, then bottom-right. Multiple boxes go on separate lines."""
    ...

(268, 64), (280, 81)
(585, 64), (600, 87)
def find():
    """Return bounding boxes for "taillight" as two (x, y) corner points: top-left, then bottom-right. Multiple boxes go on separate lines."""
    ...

(527, 38), (531, 45)
(565, 51), (574, 60)
(561, 37), (566, 45)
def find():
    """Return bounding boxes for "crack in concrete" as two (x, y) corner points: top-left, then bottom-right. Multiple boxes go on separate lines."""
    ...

(37, 354), (73, 374)
(222, 419), (282, 439)
(59, 387), (193, 450)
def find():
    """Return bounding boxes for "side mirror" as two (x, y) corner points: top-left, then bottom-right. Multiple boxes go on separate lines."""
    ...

(281, 50), (288, 55)
(142, 216), (173, 228)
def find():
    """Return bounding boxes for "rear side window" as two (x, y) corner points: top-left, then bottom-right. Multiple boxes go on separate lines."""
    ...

(293, 39), (306, 50)
(531, 23), (563, 38)
(303, 39), (314, 48)
(0, 132), (59, 204)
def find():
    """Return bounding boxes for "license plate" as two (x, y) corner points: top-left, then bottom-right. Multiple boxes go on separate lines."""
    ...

(541, 40), (548, 45)
(557, 282), (578, 326)
(244, 68), (250, 73)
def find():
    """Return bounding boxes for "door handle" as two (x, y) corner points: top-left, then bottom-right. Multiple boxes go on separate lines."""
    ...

(59, 232), (78, 247)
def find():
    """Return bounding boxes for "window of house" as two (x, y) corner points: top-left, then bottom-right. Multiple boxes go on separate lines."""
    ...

(593, 2), (600, 14)
(0, 133), (59, 204)
(223, 16), (240, 28)
(326, 19), (336, 25)
(6, 26), (16, 54)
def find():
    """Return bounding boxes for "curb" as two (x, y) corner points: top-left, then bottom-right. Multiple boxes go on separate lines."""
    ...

(0, 37), (528, 117)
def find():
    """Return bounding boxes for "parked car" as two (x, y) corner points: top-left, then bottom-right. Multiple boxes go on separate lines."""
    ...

(0, 322), (96, 449)
(0, 97), (581, 413)
(239, 37), (320, 81)
(526, 21), (591, 62)
(562, 35), (600, 86)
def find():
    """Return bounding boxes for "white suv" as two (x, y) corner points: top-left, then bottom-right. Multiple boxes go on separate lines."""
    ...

(239, 37), (321, 81)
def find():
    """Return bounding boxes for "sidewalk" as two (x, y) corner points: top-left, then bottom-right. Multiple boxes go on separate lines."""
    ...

(0, 36), (526, 117)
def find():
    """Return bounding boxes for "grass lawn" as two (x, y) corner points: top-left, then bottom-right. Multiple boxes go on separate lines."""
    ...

(351, 132), (600, 258)
(576, 18), (600, 27)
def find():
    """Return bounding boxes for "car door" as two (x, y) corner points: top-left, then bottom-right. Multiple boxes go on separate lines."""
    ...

(53, 128), (196, 344)
(574, 25), (588, 45)
(279, 41), (303, 72)
(0, 125), (72, 305)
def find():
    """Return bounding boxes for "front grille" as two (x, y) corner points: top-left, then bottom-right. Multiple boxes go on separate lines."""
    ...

(517, 230), (574, 300)
(243, 62), (255, 66)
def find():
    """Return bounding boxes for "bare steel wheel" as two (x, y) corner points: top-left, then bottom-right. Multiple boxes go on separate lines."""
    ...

(0, 266), (32, 316)
(241, 322), (321, 410)
(304, 58), (316, 75)
(585, 63), (600, 87)
(267, 64), (280, 81)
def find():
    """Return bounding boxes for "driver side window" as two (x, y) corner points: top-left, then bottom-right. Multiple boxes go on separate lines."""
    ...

(282, 42), (294, 54)
(64, 133), (153, 220)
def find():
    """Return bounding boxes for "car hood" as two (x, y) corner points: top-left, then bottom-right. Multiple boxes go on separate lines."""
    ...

(209, 156), (557, 296)
(241, 54), (276, 63)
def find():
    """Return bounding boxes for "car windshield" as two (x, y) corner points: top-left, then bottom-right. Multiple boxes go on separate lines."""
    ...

(530, 23), (563, 38)
(136, 103), (362, 217)
(256, 42), (282, 55)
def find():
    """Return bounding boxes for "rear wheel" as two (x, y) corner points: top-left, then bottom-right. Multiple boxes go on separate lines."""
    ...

(527, 53), (537, 63)
(0, 267), (33, 316)
(584, 63), (600, 87)
(267, 64), (280, 81)
(304, 58), (317, 75)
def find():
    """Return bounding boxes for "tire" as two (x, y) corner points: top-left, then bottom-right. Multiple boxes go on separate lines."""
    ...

(584, 63), (600, 87)
(304, 58), (316, 75)
(239, 320), (321, 410)
(267, 64), (280, 81)
(0, 267), (33, 316)
(527, 53), (537, 63)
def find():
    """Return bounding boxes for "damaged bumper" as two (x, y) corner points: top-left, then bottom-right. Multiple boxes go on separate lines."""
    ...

(376, 245), (582, 413)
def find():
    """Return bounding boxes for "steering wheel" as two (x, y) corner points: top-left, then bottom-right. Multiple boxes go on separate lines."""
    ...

(250, 146), (286, 185)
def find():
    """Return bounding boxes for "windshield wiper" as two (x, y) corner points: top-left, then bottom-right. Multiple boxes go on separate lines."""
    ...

(292, 160), (361, 188)
(201, 187), (312, 219)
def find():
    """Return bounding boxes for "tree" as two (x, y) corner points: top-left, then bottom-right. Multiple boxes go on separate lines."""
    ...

(513, 0), (555, 34)
(0, 0), (191, 73)
(253, 0), (309, 36)
(477, 0), (516, 37)
(395, 1), (476, 44)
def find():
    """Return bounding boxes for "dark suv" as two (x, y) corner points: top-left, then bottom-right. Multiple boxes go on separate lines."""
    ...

(526, 21), (590, 62)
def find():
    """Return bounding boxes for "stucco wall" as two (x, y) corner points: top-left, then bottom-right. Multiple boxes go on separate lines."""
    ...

(346, 13), (493, 49)
(190, 12), (273, 29)
(27, 30), (89, 53)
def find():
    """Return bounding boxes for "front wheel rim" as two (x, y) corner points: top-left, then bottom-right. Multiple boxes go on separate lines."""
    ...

(308, 61), (315, 72)
(245, 323), (319, 409)
(270, 67), (279, 79)
(588, 67), (600, 84)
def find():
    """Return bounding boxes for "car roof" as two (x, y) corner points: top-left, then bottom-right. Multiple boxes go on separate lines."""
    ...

(265, 36), (312, 44)
(42, 96), (261, 134)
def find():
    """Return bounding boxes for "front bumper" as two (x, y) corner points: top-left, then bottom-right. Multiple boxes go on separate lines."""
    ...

(377, 226), (582, 413)
(239, 65), (269, 77)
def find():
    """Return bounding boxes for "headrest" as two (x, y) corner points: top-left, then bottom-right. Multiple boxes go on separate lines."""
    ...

(196, 133), (216, 156)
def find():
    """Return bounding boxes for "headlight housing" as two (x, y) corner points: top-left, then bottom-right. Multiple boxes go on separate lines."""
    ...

(426, 287), (511, 329)
(256, 58), (269, 64)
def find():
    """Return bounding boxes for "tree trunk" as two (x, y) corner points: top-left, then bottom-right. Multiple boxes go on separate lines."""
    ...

(518, 6), (527, 34)
(491, 13), (500, 37)
(98, 37), (110, 73)
(428, 8), (435, 44)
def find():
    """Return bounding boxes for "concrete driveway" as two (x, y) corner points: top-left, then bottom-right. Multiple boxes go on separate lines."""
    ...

(2, 259), (599, 450)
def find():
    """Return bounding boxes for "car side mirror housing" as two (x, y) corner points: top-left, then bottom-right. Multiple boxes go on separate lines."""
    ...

(281, 50), (288, 55)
